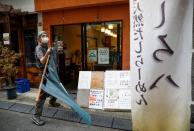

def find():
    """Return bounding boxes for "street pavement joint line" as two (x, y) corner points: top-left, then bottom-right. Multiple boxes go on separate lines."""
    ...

(52, 109), (58, 117)
(79, 118), (83, 124)
(7, 102), (16, 110)
(29, 106), (35, 115)
(111, 117), (115, 128)
(78, 115), (81, 123)
(0, 101), (15, 110)
(50, 108), (58, 118)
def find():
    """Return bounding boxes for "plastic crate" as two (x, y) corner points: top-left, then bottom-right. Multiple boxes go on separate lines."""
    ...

(15, 78), (30, 93)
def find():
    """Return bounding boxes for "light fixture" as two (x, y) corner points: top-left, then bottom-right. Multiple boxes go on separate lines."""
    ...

(102, 27), (117, 38)
(105, 29), (111, 34)
(101, 27), (105, 32)
(113, 34), (117, 38)
(108, 24), (114, 29)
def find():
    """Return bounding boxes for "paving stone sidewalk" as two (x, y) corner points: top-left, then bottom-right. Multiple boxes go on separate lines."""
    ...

(0, 101), (132, 131)
(0, 88), (131, 131)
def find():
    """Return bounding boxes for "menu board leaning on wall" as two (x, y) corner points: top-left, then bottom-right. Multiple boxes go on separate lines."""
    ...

(104, 71), (132, 110)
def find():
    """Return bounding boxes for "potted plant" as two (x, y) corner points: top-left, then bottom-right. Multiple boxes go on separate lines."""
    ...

(0, 44), (20, 99)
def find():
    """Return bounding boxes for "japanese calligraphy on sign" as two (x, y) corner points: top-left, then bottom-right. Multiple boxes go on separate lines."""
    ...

(130, 0), (193, 131)
(132, 0), (147, 106)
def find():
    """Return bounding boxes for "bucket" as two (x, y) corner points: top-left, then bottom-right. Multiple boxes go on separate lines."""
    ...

(6, 87), (17, 99)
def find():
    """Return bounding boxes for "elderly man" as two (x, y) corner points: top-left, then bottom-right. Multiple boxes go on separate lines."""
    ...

(32, 31), (60, 126)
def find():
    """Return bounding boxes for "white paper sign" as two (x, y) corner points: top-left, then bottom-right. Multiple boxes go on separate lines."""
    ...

(104, 71), (132, 110)
(104, 88), (131, 109)
(104, 71), (119, 89)
(3, 33), (10, 45)
(104, 89), (119, 109)
(104, 71), (131, 89)
(119, 89), (132, 109)
(98, 48), (109, 64)
(78, 71), (91, 89)
(130, 0), (193, 131)
(89, 89), (104, 109)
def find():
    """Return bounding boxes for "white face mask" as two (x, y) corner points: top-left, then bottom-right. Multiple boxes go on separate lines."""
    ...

(41, 37), (49, 44)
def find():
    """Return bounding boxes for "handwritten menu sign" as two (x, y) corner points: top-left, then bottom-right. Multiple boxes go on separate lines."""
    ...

(89, 89), (104, 109)
(104, 71), (132, 110)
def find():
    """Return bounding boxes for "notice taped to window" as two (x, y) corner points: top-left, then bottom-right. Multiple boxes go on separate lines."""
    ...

(98, 48), (109, 64)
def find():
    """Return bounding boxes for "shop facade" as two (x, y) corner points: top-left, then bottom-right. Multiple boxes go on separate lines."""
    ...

(35, 0), (129, 89)
(0, 2), (40, 86)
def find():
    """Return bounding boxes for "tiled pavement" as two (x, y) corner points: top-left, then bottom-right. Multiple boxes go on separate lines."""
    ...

(2, 99), (194, 131)
(0, 88), (132, 131)
(2, 88), (194, 130)
(0, 101), (132, 131)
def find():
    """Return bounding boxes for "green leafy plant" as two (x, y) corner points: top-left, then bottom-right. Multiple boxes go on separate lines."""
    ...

(0, 45), (20, 87)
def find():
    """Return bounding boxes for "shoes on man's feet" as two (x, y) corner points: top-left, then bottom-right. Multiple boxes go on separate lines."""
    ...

(49, 102), (60, 107)
(31, 115), (45, 126)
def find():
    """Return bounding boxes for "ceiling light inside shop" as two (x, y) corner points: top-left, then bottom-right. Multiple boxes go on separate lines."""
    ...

(108, 24), (114, 29)
(104, 29), (117, 38)
(105, 29), (111, 34)
(112, 34), (117, 38)
(101, 27), (105, 32)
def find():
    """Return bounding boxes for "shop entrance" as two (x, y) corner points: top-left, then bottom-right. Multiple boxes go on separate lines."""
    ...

(52, 21), (122, 90)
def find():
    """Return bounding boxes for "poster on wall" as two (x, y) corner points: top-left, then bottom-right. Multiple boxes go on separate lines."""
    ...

(98, 48), (109, 64)
(3, 33), (10, 45)
(104, 71), (132, 110)
(78, 71), (92, 89)
(89, 89), (104, 109)
(130, 0), (193, 131)
(88, 50), (97, 63)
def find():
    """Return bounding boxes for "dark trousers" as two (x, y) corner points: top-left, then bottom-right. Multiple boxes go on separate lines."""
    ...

(34, 89), (57, 117)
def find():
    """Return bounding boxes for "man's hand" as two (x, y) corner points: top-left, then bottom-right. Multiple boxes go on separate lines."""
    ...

(47, 47), (52, 54)
(40, 47), (52, 64)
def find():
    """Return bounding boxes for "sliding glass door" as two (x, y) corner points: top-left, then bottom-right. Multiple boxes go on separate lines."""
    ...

(82, 21), (122, 71)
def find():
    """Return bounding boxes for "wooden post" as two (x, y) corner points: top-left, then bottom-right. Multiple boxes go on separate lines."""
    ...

(36, 55), (50, 101)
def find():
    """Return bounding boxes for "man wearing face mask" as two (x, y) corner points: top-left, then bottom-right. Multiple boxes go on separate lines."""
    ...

(32, 31), (60, 126)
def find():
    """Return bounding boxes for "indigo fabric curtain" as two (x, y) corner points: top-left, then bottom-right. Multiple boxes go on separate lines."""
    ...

(41, 45), (91, 125)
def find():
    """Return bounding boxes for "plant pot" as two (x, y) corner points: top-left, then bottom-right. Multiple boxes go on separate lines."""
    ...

(5, 86), (17, 99)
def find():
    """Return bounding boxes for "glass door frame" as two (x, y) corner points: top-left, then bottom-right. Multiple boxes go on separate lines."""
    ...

(81, 21), (123, 71)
